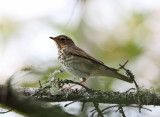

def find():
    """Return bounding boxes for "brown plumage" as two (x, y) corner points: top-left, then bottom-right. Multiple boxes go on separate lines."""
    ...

(50, 35), (133, 84)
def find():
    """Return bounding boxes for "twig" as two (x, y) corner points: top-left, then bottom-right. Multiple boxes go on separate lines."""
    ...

(126, 69), (139, 89)
(81, 102), (86, 111)
(125, 88), (136, 93)
(119, 60), (139, 89)
(118, 60), (128, 71)
(64, 101), (76, 107)
(93, 102), (104, 117)
(39, 80), (43, 88)
(117, 104), (126, 117)
(101, 105), (119, 113)
(91, 105), (118, 116)
(64, 98), (86, 108)
(128, 105), (152, 112)
(91, 103), (152, 116)
(32, 85), (51, 98)
(138, 103), (142, 113)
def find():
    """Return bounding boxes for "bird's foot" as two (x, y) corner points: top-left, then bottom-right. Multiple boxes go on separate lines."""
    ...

(58, 78), (89, 91)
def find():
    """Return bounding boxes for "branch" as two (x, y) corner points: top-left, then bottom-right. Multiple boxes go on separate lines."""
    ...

(0, 85), (76, 117)
(0, 85), (160, 106)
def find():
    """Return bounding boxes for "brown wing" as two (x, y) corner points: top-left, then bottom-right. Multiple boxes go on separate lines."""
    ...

(68, 46), (118, 71)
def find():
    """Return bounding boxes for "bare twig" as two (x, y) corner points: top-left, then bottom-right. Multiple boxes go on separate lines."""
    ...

(117, 104), (126, 117)
(125, 88), (136, 93)
(101, 105), (119, 113)
(64, 101), (76, 107)
(64, 98), (86, 108)
(93, 102), (104, 117)
(118, 60), (129, 71)
(91, 105), (118, 113)
(81, 102), (86, 111)
(118, 60), (139, 89)
(128, 105), (152, 112)
(91, 104), (152, 116)
(39, 80), (43, 88)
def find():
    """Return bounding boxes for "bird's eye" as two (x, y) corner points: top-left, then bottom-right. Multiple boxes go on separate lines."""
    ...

(61, 37), (65, 41)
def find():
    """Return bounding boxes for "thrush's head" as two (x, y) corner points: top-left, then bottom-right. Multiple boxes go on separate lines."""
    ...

(50, 35), (75, 49)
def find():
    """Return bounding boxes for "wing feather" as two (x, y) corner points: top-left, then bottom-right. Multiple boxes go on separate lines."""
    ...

(68, 46), (118, 72)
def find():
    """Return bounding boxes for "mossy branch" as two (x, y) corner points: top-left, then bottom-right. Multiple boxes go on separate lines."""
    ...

(0, 84), (76, 117)
(0, 84), (159, 105)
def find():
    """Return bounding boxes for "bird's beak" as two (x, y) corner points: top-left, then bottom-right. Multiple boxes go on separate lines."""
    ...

(50, 36), (61, 48)
(49, 37), (56, 41)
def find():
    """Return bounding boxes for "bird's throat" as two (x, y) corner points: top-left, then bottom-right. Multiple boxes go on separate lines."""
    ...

(55, 41), (62, 49)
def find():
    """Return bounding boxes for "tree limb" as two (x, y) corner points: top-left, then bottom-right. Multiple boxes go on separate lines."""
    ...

(0, 85), (76, 117)
(0, 85), (160, 106)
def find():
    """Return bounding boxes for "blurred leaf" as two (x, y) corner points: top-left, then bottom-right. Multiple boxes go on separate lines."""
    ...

(124, 41), (143, 59)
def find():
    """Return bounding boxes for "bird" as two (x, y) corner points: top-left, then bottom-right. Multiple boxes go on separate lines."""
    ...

(50, 35), (133, 88)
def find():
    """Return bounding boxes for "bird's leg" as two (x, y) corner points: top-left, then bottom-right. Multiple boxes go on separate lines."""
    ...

(58, 77), (89, 91)
(59, 84), (77, 91)
(58, 80), (83, 91)
(79, 77), (89, 90)
(50, 68), (64, 82)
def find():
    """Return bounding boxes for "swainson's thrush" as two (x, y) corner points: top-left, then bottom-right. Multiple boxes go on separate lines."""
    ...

(50, 35), (133, 86)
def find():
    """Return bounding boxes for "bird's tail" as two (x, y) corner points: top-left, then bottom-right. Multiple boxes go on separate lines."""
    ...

(109, 71), (133, 83)
(98, 66), (133, 83)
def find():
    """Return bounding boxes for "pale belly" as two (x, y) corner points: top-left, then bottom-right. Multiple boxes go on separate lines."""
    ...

(59, 56), (95, 78)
